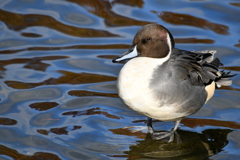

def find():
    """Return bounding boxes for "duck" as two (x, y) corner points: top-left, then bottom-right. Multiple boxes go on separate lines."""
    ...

(112, 23), (236, 142)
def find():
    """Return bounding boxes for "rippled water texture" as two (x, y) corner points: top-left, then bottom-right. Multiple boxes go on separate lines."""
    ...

(0, 0), (240, 159)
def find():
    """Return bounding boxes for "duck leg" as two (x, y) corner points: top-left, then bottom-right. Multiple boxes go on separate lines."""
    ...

(147, 117), (154, 134)
(148, 118), (182, 143)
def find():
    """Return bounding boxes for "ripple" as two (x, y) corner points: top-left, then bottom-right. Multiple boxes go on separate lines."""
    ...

(62, 107), (122, 119)
(5, 71), (117, 89)
(64, 12), (94, 25)
(68, 0), (150, 27)
(0, 44), (130, 54)
(0, 9), (119, 37)
(155, 11), (229, 35)
(9, 88), (62, 102)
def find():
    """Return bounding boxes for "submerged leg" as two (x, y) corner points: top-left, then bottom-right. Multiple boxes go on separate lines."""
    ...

(151, 119), (182, 143)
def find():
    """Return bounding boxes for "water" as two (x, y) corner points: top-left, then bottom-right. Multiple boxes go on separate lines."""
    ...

(0, 0), (240, 159)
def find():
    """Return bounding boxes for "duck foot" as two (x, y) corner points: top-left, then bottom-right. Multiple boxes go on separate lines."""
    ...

(151, 131), (175, 142)
(147, 118), (181, 143)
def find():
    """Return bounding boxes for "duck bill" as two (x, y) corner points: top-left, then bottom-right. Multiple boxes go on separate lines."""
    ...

(112, 45), (138, 63)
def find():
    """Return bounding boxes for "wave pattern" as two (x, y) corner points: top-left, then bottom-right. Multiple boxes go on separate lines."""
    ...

(0, 0), (240, 159)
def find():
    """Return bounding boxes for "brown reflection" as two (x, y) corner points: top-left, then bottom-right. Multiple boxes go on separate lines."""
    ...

(0, 56), (68, 72)
(229, 3), (240, 8)
(97, 55), (121, 60)
(67, 0), (149, 27)
(62, 107), (122, 119)
(0, 9), (118, 37)
(133, 118), (240, 130)
(182, 118), (240, 129)
(69, 90), (118, 98)
(30, 102), (59, 111)
(37, 129), (49, 135)
(109, 127), (146, 139)
(0, 44), (131, 54)
(0, 145), (61, 160)
(234, 40), (240, 47)
(50, 126), (82, 135)
(113, 0), (144, 7)
(5, 71), (117, 89)
(219, 86), (240, 92)
(21, 32), (42, 38)
(0, 118), (17, 125)
(154, 11), (229, 35)
(0, 65), (6, 78)
(221, 66), (240, 72)
(175, 38), (214, 44)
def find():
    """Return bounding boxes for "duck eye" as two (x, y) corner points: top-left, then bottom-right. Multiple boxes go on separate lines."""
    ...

(142, 38), (151, 44)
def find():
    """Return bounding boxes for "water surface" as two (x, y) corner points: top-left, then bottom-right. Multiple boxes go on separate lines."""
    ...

(0, 0), (240, 159)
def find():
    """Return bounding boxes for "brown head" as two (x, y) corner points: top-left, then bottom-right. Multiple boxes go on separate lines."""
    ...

(113, 23), (175, 63)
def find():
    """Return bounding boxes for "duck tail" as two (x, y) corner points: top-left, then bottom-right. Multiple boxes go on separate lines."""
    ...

(215, 71), (237, 88)
(200, 54), (237, 88)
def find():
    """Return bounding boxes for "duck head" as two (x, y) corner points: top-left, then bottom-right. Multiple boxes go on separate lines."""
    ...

(112, 23), (175, 63)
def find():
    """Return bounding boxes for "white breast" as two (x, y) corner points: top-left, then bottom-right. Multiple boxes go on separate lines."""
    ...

(117, 57), (188, 121)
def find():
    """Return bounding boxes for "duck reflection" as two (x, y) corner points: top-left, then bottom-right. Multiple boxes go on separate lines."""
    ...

(125, 129), (232, 159)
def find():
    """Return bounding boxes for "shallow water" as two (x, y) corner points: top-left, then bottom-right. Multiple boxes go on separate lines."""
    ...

(0, 0), (240, 159)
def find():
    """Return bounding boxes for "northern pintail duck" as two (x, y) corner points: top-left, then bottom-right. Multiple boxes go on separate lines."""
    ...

(112, 23), (236, 142)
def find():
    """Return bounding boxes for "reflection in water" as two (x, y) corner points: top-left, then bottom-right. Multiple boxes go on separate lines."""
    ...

(0, 9), (118, 37)
(124, 129), (232, 159)
(0, 145), (61, 160)
(174, 38), (214, 44)
(62, 107), (122, 119)
(50, 125), (82, 135)
(69, 89), (118, 98)
(0, 56), (68, 72)
(5, 71), (116, 89)
(29, 102), (59, 111)
(229, 3), (240, 8)
(0, 44), (131, 54)
(156, 11), (229, 35)
(0, 0), (239, 159)
(67, 0), (148, 26)
(234, 40), (240, 47)
(0, 118), (17, 125)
